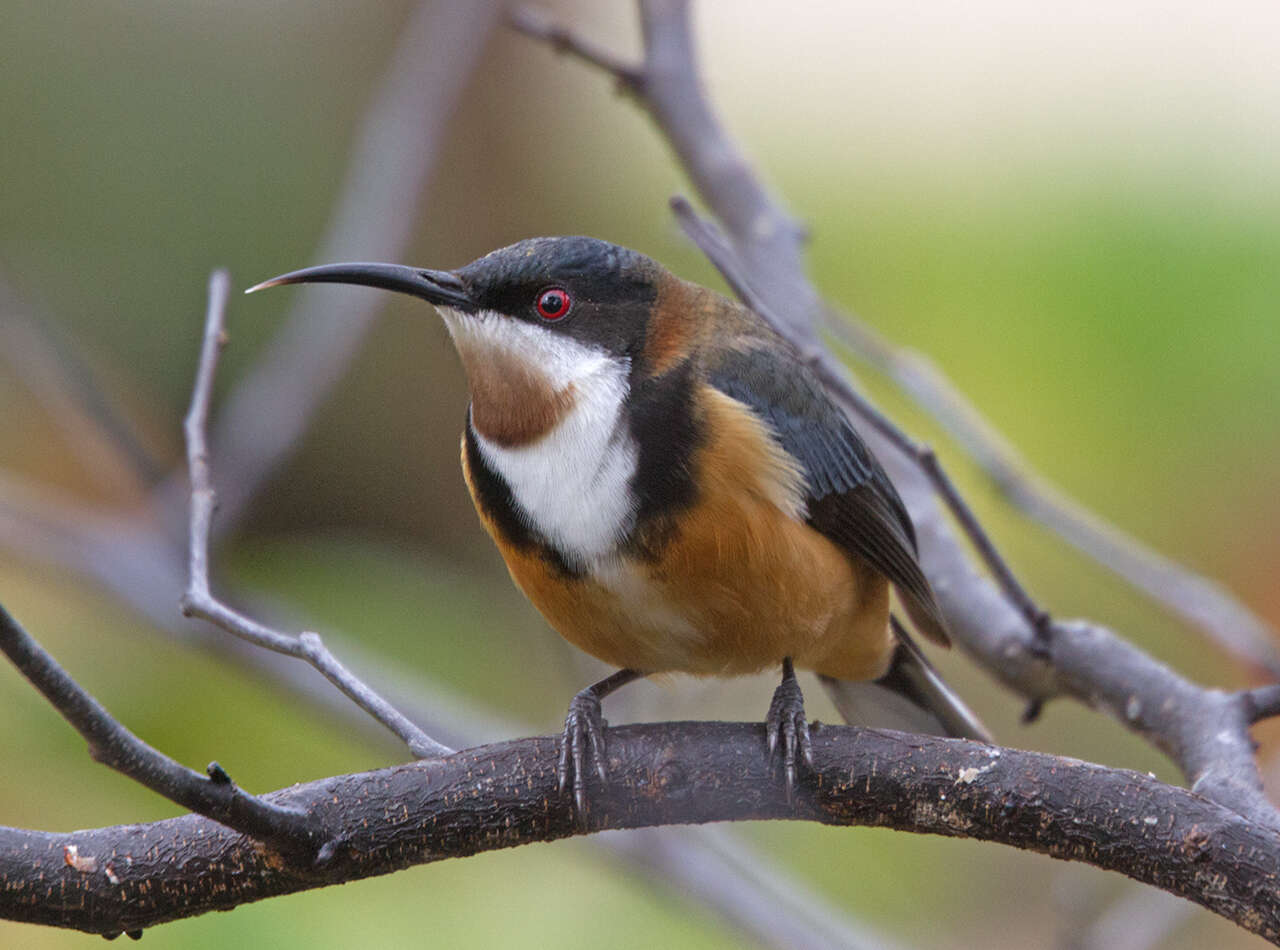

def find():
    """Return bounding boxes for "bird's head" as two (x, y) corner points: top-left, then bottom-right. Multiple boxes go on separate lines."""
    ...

(248, 236), (699, 447)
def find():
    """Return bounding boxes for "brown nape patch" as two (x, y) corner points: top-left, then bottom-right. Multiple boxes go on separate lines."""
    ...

(641, 274), (704, 377)
(456, 342), (576, 447)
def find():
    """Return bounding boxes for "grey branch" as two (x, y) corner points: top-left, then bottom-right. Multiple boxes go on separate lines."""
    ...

(819, 303), (1280, 674)
(3, 723), (1279, 943)
(179, 271), (452, 759)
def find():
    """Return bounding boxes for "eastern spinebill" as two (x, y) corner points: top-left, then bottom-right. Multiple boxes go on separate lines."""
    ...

(249, 236), (989, 811)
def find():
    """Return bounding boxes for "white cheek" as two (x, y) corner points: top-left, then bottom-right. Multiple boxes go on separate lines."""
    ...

(449, 309), (640, 566)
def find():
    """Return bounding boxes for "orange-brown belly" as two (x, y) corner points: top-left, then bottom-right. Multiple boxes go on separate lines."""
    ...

(499, 497), (894, 681)
(461, 408), (895, 683)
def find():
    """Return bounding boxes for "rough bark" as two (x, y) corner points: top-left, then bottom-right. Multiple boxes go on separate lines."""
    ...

(3, 724), (1278, 942)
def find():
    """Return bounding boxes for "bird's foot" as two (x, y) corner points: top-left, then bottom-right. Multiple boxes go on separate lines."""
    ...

(766, 657), (814, 804)
(557, 686), (609, 819)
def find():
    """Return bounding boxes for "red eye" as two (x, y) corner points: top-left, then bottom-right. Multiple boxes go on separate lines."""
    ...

(536, 287), (571, 320)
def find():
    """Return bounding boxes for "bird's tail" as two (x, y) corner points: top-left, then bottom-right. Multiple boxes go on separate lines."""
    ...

(819, 616), (991, 742)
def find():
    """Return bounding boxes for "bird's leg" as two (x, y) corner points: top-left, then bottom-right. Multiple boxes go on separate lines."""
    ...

(766, 657), (814, 804)
(557, 668), (644, 817)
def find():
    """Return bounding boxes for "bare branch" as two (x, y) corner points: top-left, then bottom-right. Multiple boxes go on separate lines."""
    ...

(820, 304), (1280, 674)
(179, 271), (452, 759)
(508, 5), (643, 91)
(1244, 685), (1280, 725)
(3, 723), (1278, 943)
(0, 602), (316, 854)
(669, 192), (1280, 831)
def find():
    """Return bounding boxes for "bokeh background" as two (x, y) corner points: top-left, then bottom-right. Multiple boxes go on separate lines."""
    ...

(2, 1), (1278, 947)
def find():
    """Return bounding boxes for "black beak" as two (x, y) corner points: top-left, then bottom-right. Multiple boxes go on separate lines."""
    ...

(245, 262), (474, 311)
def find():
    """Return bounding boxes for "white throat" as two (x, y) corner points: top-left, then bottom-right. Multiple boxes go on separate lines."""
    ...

(443, 309), (639, 566)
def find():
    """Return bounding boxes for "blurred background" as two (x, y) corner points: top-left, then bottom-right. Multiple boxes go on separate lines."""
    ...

(1, 1), (1278, 947)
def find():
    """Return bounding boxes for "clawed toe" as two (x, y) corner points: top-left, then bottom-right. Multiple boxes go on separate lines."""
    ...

(557, 688), (609, 816)
(766, 658), (814, 803)
(554, 669), (643, 821)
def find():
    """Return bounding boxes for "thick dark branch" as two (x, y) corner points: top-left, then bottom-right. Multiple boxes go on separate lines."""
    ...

(3, 723), (1278, 943)
(180, 271), (452, 759)
(0, 603), (315, 854)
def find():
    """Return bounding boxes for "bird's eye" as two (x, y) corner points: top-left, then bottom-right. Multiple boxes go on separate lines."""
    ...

(535, 287), (571, 321)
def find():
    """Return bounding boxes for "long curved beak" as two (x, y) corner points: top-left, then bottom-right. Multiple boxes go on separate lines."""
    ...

(246, 262), (474, 312)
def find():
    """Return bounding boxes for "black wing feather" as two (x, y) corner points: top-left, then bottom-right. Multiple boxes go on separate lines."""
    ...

(706, 344), (949, 646)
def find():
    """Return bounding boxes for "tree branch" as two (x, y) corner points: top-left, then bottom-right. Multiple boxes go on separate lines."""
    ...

(0, 603), (317, 855)
(3, 723), (1278, 943)
(817, 302), (1280, 674)
(669, 189), (1280, 833)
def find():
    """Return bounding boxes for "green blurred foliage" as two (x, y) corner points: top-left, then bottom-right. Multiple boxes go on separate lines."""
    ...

(1, 2), (1277, 948)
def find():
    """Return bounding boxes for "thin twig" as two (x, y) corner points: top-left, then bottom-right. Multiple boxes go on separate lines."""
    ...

(0, 602), (316, 853)
(508, 6), (644, 91)
(820, 304), (1280, 674)
(179, 270), (452, 759)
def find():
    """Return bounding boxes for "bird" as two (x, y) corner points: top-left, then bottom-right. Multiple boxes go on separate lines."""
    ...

(248, 235), (989, 812)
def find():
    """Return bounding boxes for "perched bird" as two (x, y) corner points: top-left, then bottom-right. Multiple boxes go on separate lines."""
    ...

(249, 236), (988, 810)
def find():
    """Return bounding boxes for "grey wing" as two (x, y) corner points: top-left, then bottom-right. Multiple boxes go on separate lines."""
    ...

(706, 343), (949, 646)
